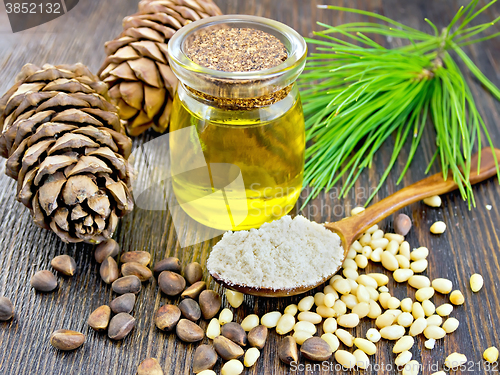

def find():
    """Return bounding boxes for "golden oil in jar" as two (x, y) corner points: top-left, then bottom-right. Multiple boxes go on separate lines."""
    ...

(170, 84), (305, 230)
(167, 15), (307, 230)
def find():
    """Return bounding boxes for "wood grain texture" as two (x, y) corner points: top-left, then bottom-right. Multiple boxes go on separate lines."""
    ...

(0, 0), (499, 374)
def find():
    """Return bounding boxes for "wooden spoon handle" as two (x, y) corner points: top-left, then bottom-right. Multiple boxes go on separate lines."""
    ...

(325, 148), (500, 246)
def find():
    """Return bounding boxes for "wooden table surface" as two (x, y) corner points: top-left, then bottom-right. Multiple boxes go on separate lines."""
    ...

(1, 0), (500, 374)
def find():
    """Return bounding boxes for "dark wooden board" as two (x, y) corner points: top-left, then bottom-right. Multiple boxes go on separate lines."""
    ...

(0, 0), (500, 374)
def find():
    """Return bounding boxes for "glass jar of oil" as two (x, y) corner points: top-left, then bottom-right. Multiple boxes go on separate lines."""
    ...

(167, 15), (307, 230)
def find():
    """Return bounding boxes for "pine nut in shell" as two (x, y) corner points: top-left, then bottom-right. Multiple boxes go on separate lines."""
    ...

(153, 257), (182, 274)
(353, 349), (370, 369)
(221, 360), (243, 375)
(199, 290), (222, 320)
(100, 258), (119, 285)
(470, 273), (484, 292)
(483, 347), (499, 363)
(244, 347), (260, 367)
(184, 262), (203, 285)
(158, 271), (186, 296)
(49, 329), (85, 351)
(0, 297), (14, 321)
(278, 336), (298, 364)
(94, 239), (120, 263)
(178, 299), (203, 323)
(108, 313), (136, 340)
(31, 270), (58, 292)
(223, 327), (250, 357)
(112, 275), (141, 294)
(120, 251), (151, 266)
(444, 353), (467, 369)
(334, 350), (357, 369)
(137, 358), (163, 375)
(366, 328), (381, 342)
(181, 281), (206, 300)
(110, 293), (135, 314)
(241, 315), (259, 331)
(276, 314), (295, 335)
(393, 336), (414, 353)
(51, 255), (76, 276)
(247, 325), (267, 349)
(450, 290), (465, 305)
(155, 304), (181, 332)
(354, 338), (376, 355)
(300, 337), (332, 361)
(432, 278), (453, 294)
(121, 262), (153, 282)
(87, 305), (111, 331)
(176, 319), (204, 343)
(430, 221), (446, 234)
(193, 345), (217, 373)
(394, 214), (412, 236)
(213, 336), (244, 360)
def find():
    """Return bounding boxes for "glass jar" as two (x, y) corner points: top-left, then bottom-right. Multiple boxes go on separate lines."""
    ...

(167, 15), (307, 231)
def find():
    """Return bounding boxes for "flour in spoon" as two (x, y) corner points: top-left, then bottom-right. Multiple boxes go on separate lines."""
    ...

(207, 215), (344, 290)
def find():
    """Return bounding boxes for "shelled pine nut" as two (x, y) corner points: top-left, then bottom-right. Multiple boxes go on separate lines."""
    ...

(314, 293), (325, 307)
(395, 255), (410, 269)
(353, 350), (370, 369)
(397, 312), (414, 327)
(435, 303), (453, 316)
(425, 315), (442, 326)
(442, 317), (459, 333)
(353, 338), (377, 355)
(381, 251), (399, 271)
(408, 275), (430, 289)
(394, 269), (413, 283)
(483, 347), (499, 363)
(393, 336), (414, 353)
(334, 350), (357, 369)
(292, 330), (312, 345)
(432, 278), (453, 294)
(284, 304), (298, 316)
(276, 314), (295, 335)
(399, 242), (411, 259)
(430, 221), (446, 234)
(366, 328), (381, 342)
(316, 305), (335, 318)
(470, 274), (484, 292)
(261, 312), (281, 328)
(352, 302), (370, 318)
(321, 333), (339, 353)
(379, 325), (405, 340)
(370, 248), (383, 262)
(395, 351), (412, 366)
(337, 313), (360, 328)
(422, 300), (436, 316)
(206, 318), (221, 339)
(241, 315), (260, 331)
(323, 293), (336, 308)
(410, 259), (428, 273)
(444, 353), (467, 369)
(335, 329), (354, 347)
(410, 247), (429, 261)
(423, 325), (446, 340)
(298, 296), (315, 311)
(297, 312), (322, 325)
(415, 287), (435, 302)
(449, 290), (465, 305)
(409, 317), (427, 336)
(411, 302), (425, 319)
(424, 338), (436, 349)
(293, 321), (316, 335)
(400, 298), (413, 312)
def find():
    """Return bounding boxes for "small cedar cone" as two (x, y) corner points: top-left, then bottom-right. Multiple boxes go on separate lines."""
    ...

(0, 63), (134, 244)
(98, 0), (222, 136)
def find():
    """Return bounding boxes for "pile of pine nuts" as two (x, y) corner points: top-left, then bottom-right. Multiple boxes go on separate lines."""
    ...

(199, 200), (493, 374)
(214, 205), (486, 375)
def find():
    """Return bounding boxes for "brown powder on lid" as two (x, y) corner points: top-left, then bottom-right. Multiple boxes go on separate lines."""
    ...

(185, 27), (288, 72)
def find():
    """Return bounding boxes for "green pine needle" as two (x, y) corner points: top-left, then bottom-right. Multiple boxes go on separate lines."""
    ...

(300, 0), (500, 208)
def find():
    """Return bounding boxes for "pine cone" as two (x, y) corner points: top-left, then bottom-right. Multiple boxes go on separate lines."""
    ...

(98, 0), (222, 136)
(0, 63), (134, 244)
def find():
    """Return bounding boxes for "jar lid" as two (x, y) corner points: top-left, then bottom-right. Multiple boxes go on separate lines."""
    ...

(167, 15), (307, 99)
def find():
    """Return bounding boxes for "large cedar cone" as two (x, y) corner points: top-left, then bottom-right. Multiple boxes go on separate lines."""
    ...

(0, 63), (134, 244)
(98, 0), (222, 136)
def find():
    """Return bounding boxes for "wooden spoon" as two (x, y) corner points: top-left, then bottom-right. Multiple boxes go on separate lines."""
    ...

(211, 148), (500, 297)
